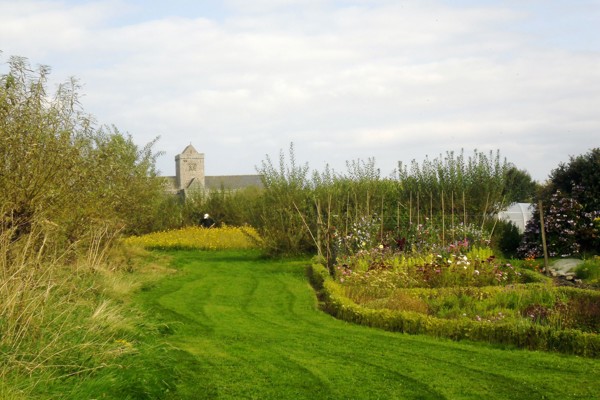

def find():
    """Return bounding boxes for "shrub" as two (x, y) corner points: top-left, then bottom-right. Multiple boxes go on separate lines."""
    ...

(575, 257), (600, 281)
(491, 220), (522, 258)
(518, 190), (598, 258)
(0, 55), (164, 244)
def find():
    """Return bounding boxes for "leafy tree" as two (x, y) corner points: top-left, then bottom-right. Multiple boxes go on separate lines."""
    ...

(518, 148), (600, 257)
(256, 143), (313, 255)
(503, 165), (538, 203)
(0, 54), (163, 246)
(548, 148), (600, 212)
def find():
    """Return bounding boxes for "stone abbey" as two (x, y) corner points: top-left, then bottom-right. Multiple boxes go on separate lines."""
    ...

(164, 144), (262, 197)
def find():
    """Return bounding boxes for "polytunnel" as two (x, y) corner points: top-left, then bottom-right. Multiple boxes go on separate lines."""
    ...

(497, 203), (534, 233)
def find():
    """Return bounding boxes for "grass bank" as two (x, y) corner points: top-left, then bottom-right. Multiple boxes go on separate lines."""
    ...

(135, 250), (600, 399)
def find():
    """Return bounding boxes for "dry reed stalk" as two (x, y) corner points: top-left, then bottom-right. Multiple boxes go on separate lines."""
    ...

(293, 201), (319, 255)
(85, 222), (122, 271)
(1, 222), (126, 387)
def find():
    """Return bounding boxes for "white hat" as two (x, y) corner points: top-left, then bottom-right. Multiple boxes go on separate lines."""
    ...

(204, 214), (209, 218)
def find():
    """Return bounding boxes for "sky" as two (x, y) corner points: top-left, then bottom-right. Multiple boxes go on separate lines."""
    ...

(1, 0), (599, 182)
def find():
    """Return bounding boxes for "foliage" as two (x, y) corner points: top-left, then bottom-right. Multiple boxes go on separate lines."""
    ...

(518, 189), (599, 258)
(181, 185), (264, 229)
(396, 149), (527, 221)
(523, 148), (600, 256)
(490, 219), (522, 258)
(575, 256), (600, 282)
(503, 165), (539, 203)
(0, 54), (169, 398)
(548, 148), (600, 212)
(255, 143), (314, 255)
(0, 55), (164, 243)
(123, 225), (263, 250)
(253, 145), (528, 257)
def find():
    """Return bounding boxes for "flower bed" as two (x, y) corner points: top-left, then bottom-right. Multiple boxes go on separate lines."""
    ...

(308, 262), (600, 357)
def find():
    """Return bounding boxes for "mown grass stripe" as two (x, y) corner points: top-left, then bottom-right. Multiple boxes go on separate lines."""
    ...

(135, 250), (600, 399)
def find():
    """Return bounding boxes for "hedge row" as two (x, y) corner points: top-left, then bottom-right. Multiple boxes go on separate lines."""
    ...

(307, 262), (600, 357)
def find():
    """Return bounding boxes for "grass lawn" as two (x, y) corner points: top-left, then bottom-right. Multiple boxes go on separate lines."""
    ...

(132, 249), (599, 400)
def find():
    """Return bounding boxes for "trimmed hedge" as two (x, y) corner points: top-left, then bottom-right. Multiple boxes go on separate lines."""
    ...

(308, 262), (600, 357)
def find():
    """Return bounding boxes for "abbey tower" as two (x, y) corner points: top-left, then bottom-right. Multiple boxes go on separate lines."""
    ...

(175, 144), (205, 190)
(164, 144), (262, 198)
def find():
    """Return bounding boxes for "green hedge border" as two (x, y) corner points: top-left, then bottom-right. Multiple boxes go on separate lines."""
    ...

(307, 262), (600, 357)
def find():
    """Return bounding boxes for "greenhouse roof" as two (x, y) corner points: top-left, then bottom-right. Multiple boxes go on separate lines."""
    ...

(497, 203), (534, 233)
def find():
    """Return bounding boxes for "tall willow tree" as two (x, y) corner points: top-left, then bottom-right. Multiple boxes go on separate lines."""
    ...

(0, 54), (164, 248)
(395, 149), (534, 227)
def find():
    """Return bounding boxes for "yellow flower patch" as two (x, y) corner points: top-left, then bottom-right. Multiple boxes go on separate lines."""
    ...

(123, 225), (262, 250)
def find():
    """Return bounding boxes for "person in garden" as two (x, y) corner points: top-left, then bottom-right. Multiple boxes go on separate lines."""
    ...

(200, 213), (215, 228)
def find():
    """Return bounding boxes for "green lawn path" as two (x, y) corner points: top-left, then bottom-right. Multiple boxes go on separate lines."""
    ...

(137, 250), (600, 400)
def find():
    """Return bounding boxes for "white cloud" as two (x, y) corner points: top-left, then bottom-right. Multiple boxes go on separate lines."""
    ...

(1, 0), (598, 181)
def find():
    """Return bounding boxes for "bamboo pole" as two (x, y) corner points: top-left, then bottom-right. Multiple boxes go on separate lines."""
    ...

(417, 192), (420, 226)
(380, 196), (385, 239)
(462, 191), (467, 226)
(451, 191), (455, 242)
(441, 190), (445, 245)
(430, 191), (433, 222)
(345, 191), (350, 239)
(397, 201), (401, 232)
(327, 194), (332, 268)
(316, 198), (322, 257)
(481, 192), (490, 231)
(409, 192), (413, 225)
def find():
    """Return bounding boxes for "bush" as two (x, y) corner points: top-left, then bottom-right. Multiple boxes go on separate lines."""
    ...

(575, 257), (600, 281)
(491, 220), (522, 258)
(0, 55), (164, 244)
(518, 190), (598, 258)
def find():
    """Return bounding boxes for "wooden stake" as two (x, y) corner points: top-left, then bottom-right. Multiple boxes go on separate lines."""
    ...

(409, 192), (413, 225)
(380, 196), (385, 242)
(441, 190), (445, 245)
(538, 200), (550, 275)
(463, 191), (467, 226)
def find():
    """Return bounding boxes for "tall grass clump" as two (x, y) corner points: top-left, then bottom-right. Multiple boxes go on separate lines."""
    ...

(0, 222), (139, 397)
(1, 53), (170, 397)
